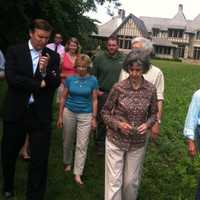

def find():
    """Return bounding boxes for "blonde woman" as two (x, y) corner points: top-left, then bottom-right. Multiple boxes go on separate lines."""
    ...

(57, 37), (80, 103)
(57, 54), (98, 185)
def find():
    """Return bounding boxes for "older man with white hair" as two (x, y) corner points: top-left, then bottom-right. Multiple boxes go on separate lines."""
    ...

(119, 37), (164, 140)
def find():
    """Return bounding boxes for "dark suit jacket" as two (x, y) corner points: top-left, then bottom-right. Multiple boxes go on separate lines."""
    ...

(3, 43), (60, 123)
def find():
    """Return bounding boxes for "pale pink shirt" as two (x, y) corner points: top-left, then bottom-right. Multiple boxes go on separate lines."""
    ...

(46, 43), (65, 56)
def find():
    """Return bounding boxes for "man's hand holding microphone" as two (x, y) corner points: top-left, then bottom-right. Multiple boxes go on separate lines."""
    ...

(39, 53), (50, 88)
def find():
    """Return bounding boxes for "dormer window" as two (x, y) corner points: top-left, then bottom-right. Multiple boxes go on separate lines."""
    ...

(168, 29), (183, 38)
(152, 28), (159, 37)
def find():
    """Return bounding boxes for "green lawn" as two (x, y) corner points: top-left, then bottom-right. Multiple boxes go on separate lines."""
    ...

(1, 60), (200, 199)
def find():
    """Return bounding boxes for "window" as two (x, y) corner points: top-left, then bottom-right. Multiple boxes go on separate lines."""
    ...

(152, 28), (159, 37)
(118, 35), (133, 49)
(177, 45), (185, 58)
(155, 46), (171, 55)
(193, 47), (200, 59)
(168, 29), (184, 38)
(196, 31), (200, 40)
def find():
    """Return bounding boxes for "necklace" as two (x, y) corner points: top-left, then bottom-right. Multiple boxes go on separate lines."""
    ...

(75, 76), (88, 87)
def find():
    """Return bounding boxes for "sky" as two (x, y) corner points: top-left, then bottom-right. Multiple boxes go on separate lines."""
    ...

(86, 0), (200, 24)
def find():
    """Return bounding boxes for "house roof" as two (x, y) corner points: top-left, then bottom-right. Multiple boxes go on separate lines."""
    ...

(140, 16), (197, 33)
(140, 16), (171, 32)
(92, 4), (200, 39)
(111, 14), (149, 37)
(169, 5), (187, 27)
(140, 5), (200, 33)
(92, 16), (123, 37)
(188, 14), (200, 32)
(93, 13), (149, 38)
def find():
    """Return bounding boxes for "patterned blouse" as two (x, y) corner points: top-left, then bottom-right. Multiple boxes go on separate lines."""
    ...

(101, 77), (158, 151)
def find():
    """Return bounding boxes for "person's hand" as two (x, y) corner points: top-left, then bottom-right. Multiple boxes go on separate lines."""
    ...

(98, 90), (104, 96)
(60, 72), (68, 79)
(91, 117), (97, 130)
(187, 139), (197, 157)
(118, 122), (132, 135)
(57, 116), (63, 128)
(0, 71), (5, 80)
(137, 123), (148, 135)
(40, 80), (46, 88)
(39, 53), (50, 72)
(151, 122), (160, 141)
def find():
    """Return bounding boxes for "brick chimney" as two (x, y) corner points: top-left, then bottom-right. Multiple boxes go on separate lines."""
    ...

(178, 4), (183, 12)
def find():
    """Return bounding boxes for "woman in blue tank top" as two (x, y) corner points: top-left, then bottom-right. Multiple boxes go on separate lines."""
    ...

(57, 54), (98, 185)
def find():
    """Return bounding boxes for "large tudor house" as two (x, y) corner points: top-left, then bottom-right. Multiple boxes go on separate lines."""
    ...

(92, 4), (200, 60)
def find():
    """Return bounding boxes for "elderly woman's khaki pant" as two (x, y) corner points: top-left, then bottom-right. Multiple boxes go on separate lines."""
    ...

(105, 138), (146, 200)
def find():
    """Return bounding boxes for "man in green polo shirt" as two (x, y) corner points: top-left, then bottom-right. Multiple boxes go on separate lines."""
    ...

(92, 36), (125, 155)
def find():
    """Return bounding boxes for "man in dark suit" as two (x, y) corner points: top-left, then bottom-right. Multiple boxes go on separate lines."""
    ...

(1, 19), (60, 200)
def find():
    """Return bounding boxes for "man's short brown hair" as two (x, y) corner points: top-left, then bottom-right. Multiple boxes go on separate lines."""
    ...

(107, 36), (119, 45)
(29, 19), (53, 32)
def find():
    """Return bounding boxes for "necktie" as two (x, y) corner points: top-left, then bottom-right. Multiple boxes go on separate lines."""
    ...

(55, 44), (58, 53)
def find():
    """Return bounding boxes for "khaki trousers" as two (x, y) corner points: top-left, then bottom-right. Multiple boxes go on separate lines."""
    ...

(63, 107), (92, 175)
(105, 138), (147, 200)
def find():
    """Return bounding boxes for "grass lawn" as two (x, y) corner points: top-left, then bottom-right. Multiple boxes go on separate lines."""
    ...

(1, 59), (200, 199)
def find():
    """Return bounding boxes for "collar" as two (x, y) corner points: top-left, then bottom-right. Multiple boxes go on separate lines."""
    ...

(128, 76), (149, 90)
(54, 43), (60, 46)
(28, 40), (42, 54)
(105, 50), (120, 59)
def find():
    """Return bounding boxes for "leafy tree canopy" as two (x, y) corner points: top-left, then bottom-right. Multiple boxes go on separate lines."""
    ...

(0, 0), (121, 51)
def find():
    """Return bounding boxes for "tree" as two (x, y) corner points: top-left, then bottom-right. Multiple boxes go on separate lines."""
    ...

(0, 0), (121, 52)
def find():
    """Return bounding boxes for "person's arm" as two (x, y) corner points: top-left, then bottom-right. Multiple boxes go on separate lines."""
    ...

(101, 84), (132, 134)
(43, 53), (60, 89)
(138, 87), (158, 135)
(183, 91), (200, 157)
(91, 56), (99, 77)
(91, 57), (104, 96)
(91, 89), (98, 129)
(57, 86), (68, 128)
(101, 85), (119, 129)
(5, 46), (42, 91)
(0, 50), (5, 79)
(151, 70), (164, 139)
(0, 71), (5, 80)
(0, 50), (5, 70)
(151, 100), (163, 140)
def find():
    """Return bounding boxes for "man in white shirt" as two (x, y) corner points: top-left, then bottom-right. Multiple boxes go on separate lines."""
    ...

(119, 37), (164, 140)
(46, 32), (65, 56)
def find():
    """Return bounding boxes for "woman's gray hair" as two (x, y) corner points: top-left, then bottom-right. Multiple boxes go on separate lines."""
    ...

(123, 49), (151, 73)
(131, 37), (153, 56)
